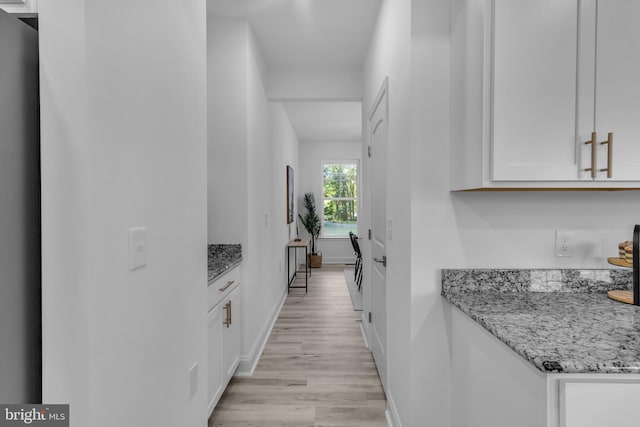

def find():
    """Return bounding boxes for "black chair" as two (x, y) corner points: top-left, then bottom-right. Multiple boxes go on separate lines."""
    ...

(349, 232), (363, 292)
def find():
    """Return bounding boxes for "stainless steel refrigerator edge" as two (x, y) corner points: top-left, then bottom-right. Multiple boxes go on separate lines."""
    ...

(0, 9), (42, 403)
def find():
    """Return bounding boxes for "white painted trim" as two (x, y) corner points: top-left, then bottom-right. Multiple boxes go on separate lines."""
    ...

(359, 318), (369, 349)
(385, 390), (402, 427)
(0, 0), (36, 15)
(320, 257), (354, 264)
(360, 311), (370, 347)
(234, 289), (287, 377)
(360, 312), (395, 427)
(385, 411), (394, 427)
(368, 76), (389, 121)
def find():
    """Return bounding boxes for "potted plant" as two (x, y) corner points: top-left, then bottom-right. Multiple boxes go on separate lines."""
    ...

(298, 192), (322, 268)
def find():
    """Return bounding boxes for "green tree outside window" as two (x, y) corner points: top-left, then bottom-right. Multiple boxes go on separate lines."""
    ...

(322, 162), (358, 236)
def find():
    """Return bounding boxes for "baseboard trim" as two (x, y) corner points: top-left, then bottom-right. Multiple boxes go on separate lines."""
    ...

(385, 410), (393, 427)
(360, 312), (370, 348)
(385, 390), (402, 427)
(359, 320), (369, 349)
(234, 289), (287, 377)
(321, 258), (355, 264)
(361, 319), (399, 427)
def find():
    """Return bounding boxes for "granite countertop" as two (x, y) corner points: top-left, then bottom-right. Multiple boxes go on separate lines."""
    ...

(208, 244), (242, 284)
(442, 269), (640, 374)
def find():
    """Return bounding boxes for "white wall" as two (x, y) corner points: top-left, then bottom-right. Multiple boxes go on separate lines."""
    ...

(207, 18), (249, 245)
(39, 0), (91, 419)
(206, 16), (300, 375)
(362, 0), (413, 424)
(242, 26), (284, 371)
(269, 103), (300, 299)
(365, 0), (640, 426)
(409, 1), (452, 426)
(298, 140), (362, 264)
(40, 1), (208, 426)
(267, 67), (362, 101)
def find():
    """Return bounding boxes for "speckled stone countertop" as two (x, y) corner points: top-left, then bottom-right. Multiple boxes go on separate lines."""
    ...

(442, 269), (640, 374)
(208, 244), (242, 284)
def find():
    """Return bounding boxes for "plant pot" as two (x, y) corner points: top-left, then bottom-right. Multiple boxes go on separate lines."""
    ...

(309, 253), (322, 268)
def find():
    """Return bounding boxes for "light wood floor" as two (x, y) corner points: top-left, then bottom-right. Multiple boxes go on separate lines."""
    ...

(209, 265), (388, 427)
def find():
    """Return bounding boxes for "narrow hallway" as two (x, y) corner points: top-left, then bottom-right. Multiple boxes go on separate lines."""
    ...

(209, 266), (387, 427)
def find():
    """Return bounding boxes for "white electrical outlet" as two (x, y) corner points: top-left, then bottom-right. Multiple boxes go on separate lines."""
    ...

(189, 362), (198, 398)
(129, 227), (147, 270)
(556, 230), (575, 257)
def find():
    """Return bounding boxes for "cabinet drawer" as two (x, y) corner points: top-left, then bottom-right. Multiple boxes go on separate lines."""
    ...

(560, 379), (640, 427)
(208, 266), (239, 311)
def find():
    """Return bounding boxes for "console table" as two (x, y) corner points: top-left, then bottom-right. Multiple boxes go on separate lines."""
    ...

(287, 237), (311, 293)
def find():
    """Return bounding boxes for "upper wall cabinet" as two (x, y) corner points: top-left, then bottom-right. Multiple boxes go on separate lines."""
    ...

(0, 0), (37, 15)
(594, 1), (640, 181)
(451, 0), (640, 190)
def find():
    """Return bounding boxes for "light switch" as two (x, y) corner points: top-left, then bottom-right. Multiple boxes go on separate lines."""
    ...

(129, 227), (147, 270)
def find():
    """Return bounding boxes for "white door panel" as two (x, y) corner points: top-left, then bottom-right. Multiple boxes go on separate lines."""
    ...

(369, 79), (388, 390)
(492, 0), (582, 181)
(594, 1), (640, 181)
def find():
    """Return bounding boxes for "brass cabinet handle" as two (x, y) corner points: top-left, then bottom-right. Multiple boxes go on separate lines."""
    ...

(219, 280), (235, 293)
(599, 132), (613, 178)
(584, 132), (597, 178)
(223, 301), (231, 328)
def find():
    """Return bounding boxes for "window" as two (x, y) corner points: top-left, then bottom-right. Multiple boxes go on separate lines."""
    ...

(322, 162), (358, 237)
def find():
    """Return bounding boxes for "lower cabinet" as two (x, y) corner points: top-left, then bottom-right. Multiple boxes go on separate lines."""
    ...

(221, 286), (240, 381)
(207, 267), (241, 417)
(206, 303), (223, 414)
(449, 303), (640, 427)
(560, 380), (640, 427)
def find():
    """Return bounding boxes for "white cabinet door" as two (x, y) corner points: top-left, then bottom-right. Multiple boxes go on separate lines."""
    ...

(221, 286), (240, 383)
(452, 0), (640, 189)
(561, 380), (640, 427)
(207, 303), (223, 417)
(593, 1), (640, 181)
(492, 0), (582, 181)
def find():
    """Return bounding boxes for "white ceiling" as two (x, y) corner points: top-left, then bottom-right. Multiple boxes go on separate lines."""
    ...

(209, 0), (377, 142)
(282, 101), (362, 141)
(209, 0), (382, 68)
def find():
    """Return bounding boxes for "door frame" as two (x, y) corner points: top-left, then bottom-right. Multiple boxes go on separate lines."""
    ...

(362, 76), (389, 387)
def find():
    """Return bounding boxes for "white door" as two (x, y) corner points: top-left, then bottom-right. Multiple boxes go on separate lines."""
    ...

(368, 79), (388, 390)
(593, 1), (640, 181)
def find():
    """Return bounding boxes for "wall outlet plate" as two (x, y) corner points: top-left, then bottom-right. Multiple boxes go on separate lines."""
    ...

(556, 229), (575, 257)
(129, 227), (147, 270)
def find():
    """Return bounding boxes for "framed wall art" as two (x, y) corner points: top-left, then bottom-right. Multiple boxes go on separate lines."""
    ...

(286, 165), (294, 224)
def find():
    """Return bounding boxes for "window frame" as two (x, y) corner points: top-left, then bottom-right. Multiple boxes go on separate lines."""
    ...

(320, 160), (360, 238)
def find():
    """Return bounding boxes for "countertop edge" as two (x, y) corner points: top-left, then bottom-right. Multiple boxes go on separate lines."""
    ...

(442, 292), (640, 375)
(208, 258), (242, 285)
